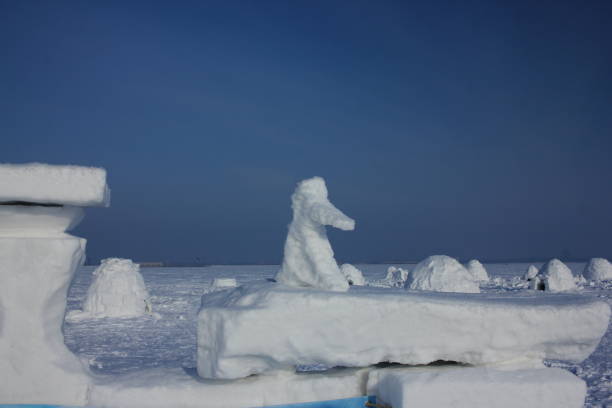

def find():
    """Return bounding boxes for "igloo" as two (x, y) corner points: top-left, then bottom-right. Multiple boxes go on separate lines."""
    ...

(0, 163), (109, 405)
(340, 263), (366, 286)
(465, 259), (489, 282)
(275, 177), (355, 292)
(531, 259), (576, 292)
(405, 255), (480, 293)
(583, 258), (612, 282)
(81, 258), (151, 318)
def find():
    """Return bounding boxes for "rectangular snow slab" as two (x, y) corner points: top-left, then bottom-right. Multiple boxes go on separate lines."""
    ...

(367, 365), (586, 408)
(0, 163), (109, 207)
(197, 283), (610, 379)
(88, 367), (370, 408)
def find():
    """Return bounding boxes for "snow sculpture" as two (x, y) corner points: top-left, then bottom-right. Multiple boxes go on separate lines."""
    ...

(340, 263), (365, 286)
(275, 177), (355, 292)
(385, 266), (409, 287)
(465, 259), (489, 282)
(405, 255), (480, 293)
(531, 259), (576, 292)
(583, 258), (612, 282)
(81, 258), (151, 318)
(0, 163), (109, 405)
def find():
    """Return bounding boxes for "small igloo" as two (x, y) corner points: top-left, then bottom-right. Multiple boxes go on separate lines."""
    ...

(340, 263), (365, 286)
(405, 255), (480, 293)
(465, 259), (489, 282)
(82, 258), (151, 317)
(583, 258), (612, 282)
(531, 259), (576, 292)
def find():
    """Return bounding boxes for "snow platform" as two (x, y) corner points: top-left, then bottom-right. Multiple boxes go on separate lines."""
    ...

(367, 365), (586, 408)
(0, 163), (109, 207)
(197, 283), (610, 379)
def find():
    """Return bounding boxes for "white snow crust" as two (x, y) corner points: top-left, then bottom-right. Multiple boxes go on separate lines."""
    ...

(0, 163), (110, 207)
(405, 255), (480, 293)
(583, 258), (612, 282)
(197, 282), (609, 379)
(368, 365), (586, 408)
(340, 263), (365, 286)
(80, 258), (151, 318)
(534, 259), (577, 292)
(466, 259), (489, 282)
(275, 177), (355, 292)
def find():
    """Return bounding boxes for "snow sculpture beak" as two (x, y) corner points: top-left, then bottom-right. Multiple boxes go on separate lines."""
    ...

(309, 201), (355, 231)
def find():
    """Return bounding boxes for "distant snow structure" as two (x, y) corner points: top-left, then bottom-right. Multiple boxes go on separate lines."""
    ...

(82, 258), (151, 317)
(340, 263), (365, 286)
(583, 258), (612, 282)
(465, 259), (489, 282)
(525, 264), (539, 281)
(275, 177), (355, 292)
(212, 278), (237, 290)
(385, 266), (409, 287)
(405, 255), (480, 293)
(531, 259), (576, 292)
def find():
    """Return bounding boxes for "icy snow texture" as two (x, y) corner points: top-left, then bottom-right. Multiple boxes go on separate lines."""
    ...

(536, 259), (577, 292)
(341, 263), (365, 286)
(583, 258), (612, 282)
(89, 367), (370, 408)
(81, 258), (151, 318)
(525, 264), (539, 280)
(466, 259), (489, 282)
(368, 365), (586, 408)
(196, 282), (609, 379)
(275, 177), (355, 292)
(405, 255), (480, 293)
(0, 236), (91, 404)
(0, 162), (110, 206)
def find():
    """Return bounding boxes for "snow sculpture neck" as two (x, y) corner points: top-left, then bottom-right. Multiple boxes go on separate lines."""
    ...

(275, 177), (355, 292)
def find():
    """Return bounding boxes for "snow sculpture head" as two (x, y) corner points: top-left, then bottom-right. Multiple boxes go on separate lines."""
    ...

(405, 255), (480, 293)
(82, 258), (151, 317)
(275, 177), (355, 291)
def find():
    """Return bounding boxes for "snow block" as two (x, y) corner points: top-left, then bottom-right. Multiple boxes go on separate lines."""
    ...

(0, 163), (110, 207)
(197, 283), (610, 379)
(0, 237), (91, 405)
(367, 365), (586, 408)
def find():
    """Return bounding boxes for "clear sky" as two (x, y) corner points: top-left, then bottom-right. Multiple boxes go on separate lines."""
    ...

(2, 0), (611, 264)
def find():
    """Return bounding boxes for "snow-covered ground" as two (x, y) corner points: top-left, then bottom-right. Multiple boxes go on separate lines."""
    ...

(64, 262), (611, 407)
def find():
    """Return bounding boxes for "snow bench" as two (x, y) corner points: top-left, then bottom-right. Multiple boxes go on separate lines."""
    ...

(197, 283), (610, 379)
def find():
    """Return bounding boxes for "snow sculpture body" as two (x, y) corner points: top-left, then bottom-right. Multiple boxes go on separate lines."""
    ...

(275, 177), (355, 292)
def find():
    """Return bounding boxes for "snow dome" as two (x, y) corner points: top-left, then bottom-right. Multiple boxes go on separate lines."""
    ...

(405, 255), (480, 293)
(465, 259), (489, 282)
(583, 258), (612, 282)
(82, 258), (151, 317)
(340, 263), (365, 286)
(532, 259), (576, 292)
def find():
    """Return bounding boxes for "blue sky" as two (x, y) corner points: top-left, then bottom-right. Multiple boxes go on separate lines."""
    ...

(2, 0), (611, 263)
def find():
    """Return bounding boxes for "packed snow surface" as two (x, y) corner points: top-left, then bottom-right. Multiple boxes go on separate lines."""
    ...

(0, 163), (110, 206)
(0, 205), (84, 236)
(534, 259), (577, 292)
(78, 258), (151, 318)
(275, 177), (355, 292)
(405, 255), (480, 293)
(368, 365), (586, 408)
(340, 263), (365, 286)
(466, 259), (489, 282)
(196, 282), (609, 379)
(583, 258), (612, 282)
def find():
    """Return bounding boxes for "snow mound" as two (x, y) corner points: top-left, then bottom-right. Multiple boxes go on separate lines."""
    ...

(532, 259), (577, 292)
(82, 258), (151, 318)
(196, 282), (609, 379)
(275, 177), (355, 292)
(583, 258), (612, 282)
(525, 264), (539, 280)
(368, 365), (586, 408)
(0, 162), (110, 206)
(465, 259), (489, 282)
(405, 255), (480, 293)
(212, 278), (237, 290)
(384, 266), (409, 286)
(340, 264), (365, 286)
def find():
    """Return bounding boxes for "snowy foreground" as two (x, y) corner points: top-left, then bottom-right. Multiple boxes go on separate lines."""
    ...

(64, 262), (612, 407)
